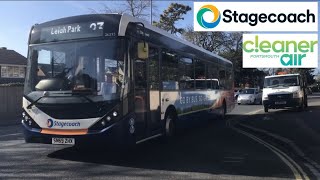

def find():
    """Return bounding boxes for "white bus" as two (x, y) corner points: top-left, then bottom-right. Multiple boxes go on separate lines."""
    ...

(22, 14), (235, 147)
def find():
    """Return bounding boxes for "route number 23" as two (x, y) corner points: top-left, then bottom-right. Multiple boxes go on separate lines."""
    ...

(90, 22), (104, 31)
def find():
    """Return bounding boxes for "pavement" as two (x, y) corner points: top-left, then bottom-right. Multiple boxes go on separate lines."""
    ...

(0, 94), (320, 179)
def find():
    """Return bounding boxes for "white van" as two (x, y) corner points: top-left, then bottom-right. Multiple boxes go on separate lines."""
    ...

(262, 74), (308, 112)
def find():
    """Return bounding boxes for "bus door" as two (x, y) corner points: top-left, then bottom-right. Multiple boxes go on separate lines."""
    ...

(134, 58), (148, 140)
(147, 46), (161, 133)
(133, 45), (161, 140)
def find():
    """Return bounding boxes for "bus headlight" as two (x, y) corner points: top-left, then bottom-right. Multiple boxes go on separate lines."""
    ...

(89, 108), (120, 131)
(22, 112), (40, 129)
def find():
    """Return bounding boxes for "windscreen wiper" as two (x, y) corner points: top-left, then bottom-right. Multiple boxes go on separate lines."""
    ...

(27, 96), (44, 109)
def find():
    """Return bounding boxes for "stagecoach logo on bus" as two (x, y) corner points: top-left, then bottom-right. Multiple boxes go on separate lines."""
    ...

(193, 2), (318, 32)
(47, 119), (81, 128)
(242, 34), (318, 68)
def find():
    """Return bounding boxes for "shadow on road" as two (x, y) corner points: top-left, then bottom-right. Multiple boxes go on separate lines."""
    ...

(48, 116), (293, 179)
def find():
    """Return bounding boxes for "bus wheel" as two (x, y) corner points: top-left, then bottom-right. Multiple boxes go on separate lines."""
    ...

(165, 111), (176, 138)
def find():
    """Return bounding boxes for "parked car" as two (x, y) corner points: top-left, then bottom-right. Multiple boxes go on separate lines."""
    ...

(237, 88), (262, 105)
(234, 89), (242, 101)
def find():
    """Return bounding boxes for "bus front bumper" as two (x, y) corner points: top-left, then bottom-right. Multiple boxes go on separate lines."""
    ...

(22, 120), (134, 147)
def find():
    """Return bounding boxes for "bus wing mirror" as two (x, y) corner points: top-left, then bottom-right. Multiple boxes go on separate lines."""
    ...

(138, 42), (149, 59)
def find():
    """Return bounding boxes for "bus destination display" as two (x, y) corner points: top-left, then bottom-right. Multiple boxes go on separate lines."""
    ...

(40, 21), (105, 42)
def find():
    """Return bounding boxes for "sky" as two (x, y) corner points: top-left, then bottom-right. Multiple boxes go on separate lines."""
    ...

(0, 0), (319, 70)
(0, 1), (193, 57)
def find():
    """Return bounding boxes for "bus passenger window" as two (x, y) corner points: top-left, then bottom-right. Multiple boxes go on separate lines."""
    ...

(161, 50), (179, 90)
(178, 57), (193, 90)
(195, 59), (206, 89)
(149, 47), (159, 90)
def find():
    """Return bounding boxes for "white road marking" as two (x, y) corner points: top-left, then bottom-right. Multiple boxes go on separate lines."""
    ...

(224, 156), (245, 160)
(233, 127), (308, 180)
(0, 133), (22, 138)
(244, 121), (320, 179)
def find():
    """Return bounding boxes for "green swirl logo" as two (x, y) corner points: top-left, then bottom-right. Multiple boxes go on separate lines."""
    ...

(197, 5), (221, 29)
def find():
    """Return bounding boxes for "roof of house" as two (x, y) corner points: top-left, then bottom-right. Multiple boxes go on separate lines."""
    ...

(0, 48), (27, 66)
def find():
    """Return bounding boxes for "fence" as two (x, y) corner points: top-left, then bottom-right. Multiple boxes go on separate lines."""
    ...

(0, 86), (23, 125)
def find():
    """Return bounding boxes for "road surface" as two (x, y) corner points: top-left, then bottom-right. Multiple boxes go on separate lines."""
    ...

(1, 94), (320, 179)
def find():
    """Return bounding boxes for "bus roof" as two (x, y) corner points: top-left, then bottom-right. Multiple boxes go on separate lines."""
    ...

(118, 14), (232, 64)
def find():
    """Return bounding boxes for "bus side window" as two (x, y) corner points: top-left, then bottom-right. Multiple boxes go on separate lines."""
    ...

(195, 59), (206, 89)
(161, 50), (179, 90)
(178, 57), (193, 90)
(149, 46), (159, 90)
(219, 66), (226, 90)
(208, 63), (219, 90)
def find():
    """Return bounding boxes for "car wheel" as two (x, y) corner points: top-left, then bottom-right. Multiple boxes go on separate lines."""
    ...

(253, 98), (257, 105)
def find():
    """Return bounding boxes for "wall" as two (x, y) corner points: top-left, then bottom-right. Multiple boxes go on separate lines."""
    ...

(0, 86), (23, 125)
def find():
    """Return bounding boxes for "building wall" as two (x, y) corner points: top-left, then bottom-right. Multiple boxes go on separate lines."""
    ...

(0, 86), (23, 122)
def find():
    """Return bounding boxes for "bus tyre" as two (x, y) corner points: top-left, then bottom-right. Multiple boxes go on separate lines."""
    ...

(165, 111), (176, 138)
(264, 106), (268, 113)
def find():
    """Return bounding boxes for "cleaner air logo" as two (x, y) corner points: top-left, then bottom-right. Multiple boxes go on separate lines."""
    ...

(242, 34), (318, 68)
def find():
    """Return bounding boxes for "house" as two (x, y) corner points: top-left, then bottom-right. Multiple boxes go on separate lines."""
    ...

(0, 47), (27, 84)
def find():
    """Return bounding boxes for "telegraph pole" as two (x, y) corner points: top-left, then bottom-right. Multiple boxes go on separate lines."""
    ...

(150, 0), (153, 24)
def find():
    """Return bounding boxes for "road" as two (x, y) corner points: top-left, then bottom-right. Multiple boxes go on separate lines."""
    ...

(0, 94), (320, 179)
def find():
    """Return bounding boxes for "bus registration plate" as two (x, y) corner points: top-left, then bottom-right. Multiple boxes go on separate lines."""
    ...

(52, 138), (75, 145)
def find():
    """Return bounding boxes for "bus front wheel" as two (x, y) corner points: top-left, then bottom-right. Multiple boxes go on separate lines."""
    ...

(164, 110), (176, 138)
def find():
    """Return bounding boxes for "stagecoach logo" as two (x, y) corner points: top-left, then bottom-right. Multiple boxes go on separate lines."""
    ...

(47, 119), (81, 128)
(196, 5), (221, 29)
(47, 119), (54, 128)
(242, 34), (318, 68)
(194, 2), (318, 32)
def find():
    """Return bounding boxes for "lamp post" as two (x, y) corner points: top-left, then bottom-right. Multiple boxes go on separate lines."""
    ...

(150, 0), (153, 24)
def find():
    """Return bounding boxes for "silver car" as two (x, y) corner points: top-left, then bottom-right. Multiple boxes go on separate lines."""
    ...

(237, 88), (262, 105)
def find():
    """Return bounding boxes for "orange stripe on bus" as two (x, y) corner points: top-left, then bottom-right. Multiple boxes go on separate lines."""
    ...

(40, 128), (88, 135)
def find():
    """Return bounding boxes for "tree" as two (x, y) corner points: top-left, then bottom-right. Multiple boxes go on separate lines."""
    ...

(183, 29), (266, 88)
(153, 3), (191, 35)
(90, 0), (158, 22)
